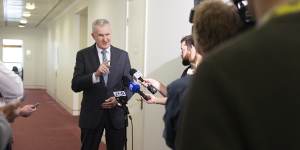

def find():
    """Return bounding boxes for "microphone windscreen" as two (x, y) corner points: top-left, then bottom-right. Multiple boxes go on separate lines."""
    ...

(129, 82), (140, 93)
(130, 68), (137, 76)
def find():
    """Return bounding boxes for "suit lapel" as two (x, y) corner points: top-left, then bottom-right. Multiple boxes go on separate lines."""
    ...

(107, 46), (120, 88)
(90, 44), (100, 70)
(89, 44), (105, 84)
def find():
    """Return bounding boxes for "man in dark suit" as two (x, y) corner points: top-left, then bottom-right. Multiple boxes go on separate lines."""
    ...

(176, 0), (300, 150)
(72, 19), (132, 150)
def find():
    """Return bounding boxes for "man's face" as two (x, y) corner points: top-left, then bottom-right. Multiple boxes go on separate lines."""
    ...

(92, 24), (112, 49)
(181, 41), (191, 66)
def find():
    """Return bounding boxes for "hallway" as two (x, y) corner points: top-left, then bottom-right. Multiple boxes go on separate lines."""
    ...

(11, 89), (106, 150)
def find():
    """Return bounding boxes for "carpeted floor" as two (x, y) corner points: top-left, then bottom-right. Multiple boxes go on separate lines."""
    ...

(11, 89), (106, 150)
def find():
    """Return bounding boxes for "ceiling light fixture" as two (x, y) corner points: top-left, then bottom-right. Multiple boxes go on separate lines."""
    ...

(23, 11), (31, 17)
(26, 2), (35, 10)
(20, 18), (28, 24)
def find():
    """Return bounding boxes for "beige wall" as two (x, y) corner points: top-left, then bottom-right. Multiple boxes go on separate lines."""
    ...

(88, 0), (126, 49)
(0, 27), (47, 89)
(46, 0), (88, 115)
(144, 0), (193, 149)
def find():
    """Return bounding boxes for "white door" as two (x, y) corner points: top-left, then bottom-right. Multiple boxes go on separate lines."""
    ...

(126, 0), (146, 149)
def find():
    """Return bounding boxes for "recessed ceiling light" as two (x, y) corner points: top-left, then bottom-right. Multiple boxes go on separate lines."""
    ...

(26, 2), (35, 10)
(20, 18), (28, 24)
(23, 11), (31, 17)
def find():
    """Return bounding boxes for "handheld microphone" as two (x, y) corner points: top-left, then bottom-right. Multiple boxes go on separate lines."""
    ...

(113, 91), (127, 105)
(129, 82), (151, 100)
(129, 68), (158, 94)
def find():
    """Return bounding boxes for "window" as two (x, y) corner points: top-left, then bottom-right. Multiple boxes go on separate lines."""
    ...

(2, 39), (23, 71)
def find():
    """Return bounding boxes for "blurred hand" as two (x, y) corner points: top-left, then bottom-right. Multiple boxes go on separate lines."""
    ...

(95, 61), (110, 77)
(2, 102), (20, 123)
(143, 78), (167, 97)
(144, 94), (157, 104)
(101, 97), (118, 109)
(142, 78), (161, 89)
(144, 95), (167, 105)
(18, 104), (37, 117)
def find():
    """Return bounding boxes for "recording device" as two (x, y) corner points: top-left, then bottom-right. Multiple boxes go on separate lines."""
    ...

(129, 82), (151, 101)
(189, 0), (255, 28)
(189, 8), (195, 23)
(129, 68), (158, 94)
(232, 0), (255, 27)
(113, 91), (127, 106)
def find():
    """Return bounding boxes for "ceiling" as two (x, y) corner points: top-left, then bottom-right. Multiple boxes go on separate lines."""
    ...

(0, 0), (76, 28)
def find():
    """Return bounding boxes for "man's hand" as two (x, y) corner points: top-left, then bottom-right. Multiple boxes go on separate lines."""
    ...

(143, 78), (167, 96)
(18, 104), (37, 117)
(95, 61), (110, 77)
(142, 78), (161, 89)
(101, 97), (118, 109)
(144, 95), (167, 105)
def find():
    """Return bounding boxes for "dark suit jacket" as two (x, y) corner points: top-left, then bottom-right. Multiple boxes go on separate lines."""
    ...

(164, 75), (192, 149)
(72, 44), (132, 129)
(176, 12), (300, 150)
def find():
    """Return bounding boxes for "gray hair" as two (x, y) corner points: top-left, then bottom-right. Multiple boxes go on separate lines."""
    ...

(92, 19), (110, 32)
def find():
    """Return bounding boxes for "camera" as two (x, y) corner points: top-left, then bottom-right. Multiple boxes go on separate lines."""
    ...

(189, 0), (255, 27)
(232, 0), (255, 27)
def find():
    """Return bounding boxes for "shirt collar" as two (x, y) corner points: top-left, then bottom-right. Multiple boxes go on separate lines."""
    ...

(96, 44), (111, 55)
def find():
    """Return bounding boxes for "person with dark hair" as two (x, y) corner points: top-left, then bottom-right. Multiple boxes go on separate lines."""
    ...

(180, 35), (196, 77)
(11, 66), (19, 76)
(71, 18), (132, 150)
(142, 37), (202, 149)
(176, 0), (300, 149)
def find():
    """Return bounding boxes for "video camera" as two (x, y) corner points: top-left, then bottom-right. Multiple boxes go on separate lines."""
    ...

(189, 0), (255, 28)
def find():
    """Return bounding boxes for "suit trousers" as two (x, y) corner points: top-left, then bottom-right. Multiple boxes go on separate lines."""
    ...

(80, 110), (126, 150)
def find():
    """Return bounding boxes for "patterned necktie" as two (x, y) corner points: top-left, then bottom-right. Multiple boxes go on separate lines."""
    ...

(101, 50), (108, 85)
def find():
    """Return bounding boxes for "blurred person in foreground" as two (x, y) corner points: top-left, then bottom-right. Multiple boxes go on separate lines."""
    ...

(143, 1), (244, 148)
(176, 0), (300, 149)
(0, 62), (37, 150)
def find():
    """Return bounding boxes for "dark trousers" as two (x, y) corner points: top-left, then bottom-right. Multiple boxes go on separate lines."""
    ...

(80, 113), (126, 150)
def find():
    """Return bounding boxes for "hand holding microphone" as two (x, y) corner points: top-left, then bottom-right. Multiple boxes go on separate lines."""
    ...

(129, 82), (151, 100)
(142, 78), (167, 97)
(130, 68), (158, 94)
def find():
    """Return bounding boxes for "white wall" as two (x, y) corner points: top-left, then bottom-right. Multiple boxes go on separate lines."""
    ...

(0, 27), (47, 89)
(46, 0), (88, 114)
(88, 0), (126, 49)
(144, 0), (193, 149)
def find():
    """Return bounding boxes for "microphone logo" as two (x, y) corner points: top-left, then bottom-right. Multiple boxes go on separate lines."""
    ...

(113, 91), (126, 97)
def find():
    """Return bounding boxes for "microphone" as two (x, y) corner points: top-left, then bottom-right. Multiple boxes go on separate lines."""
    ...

(129, 68), (158, 94)
(129, 82), (151, 100)
(113, 91), (127, 106)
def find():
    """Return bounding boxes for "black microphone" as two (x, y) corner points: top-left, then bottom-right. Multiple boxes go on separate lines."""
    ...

(129, 82), (151, 100)
(113, 91), (127, 106)
(129, 68), (158, 94)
